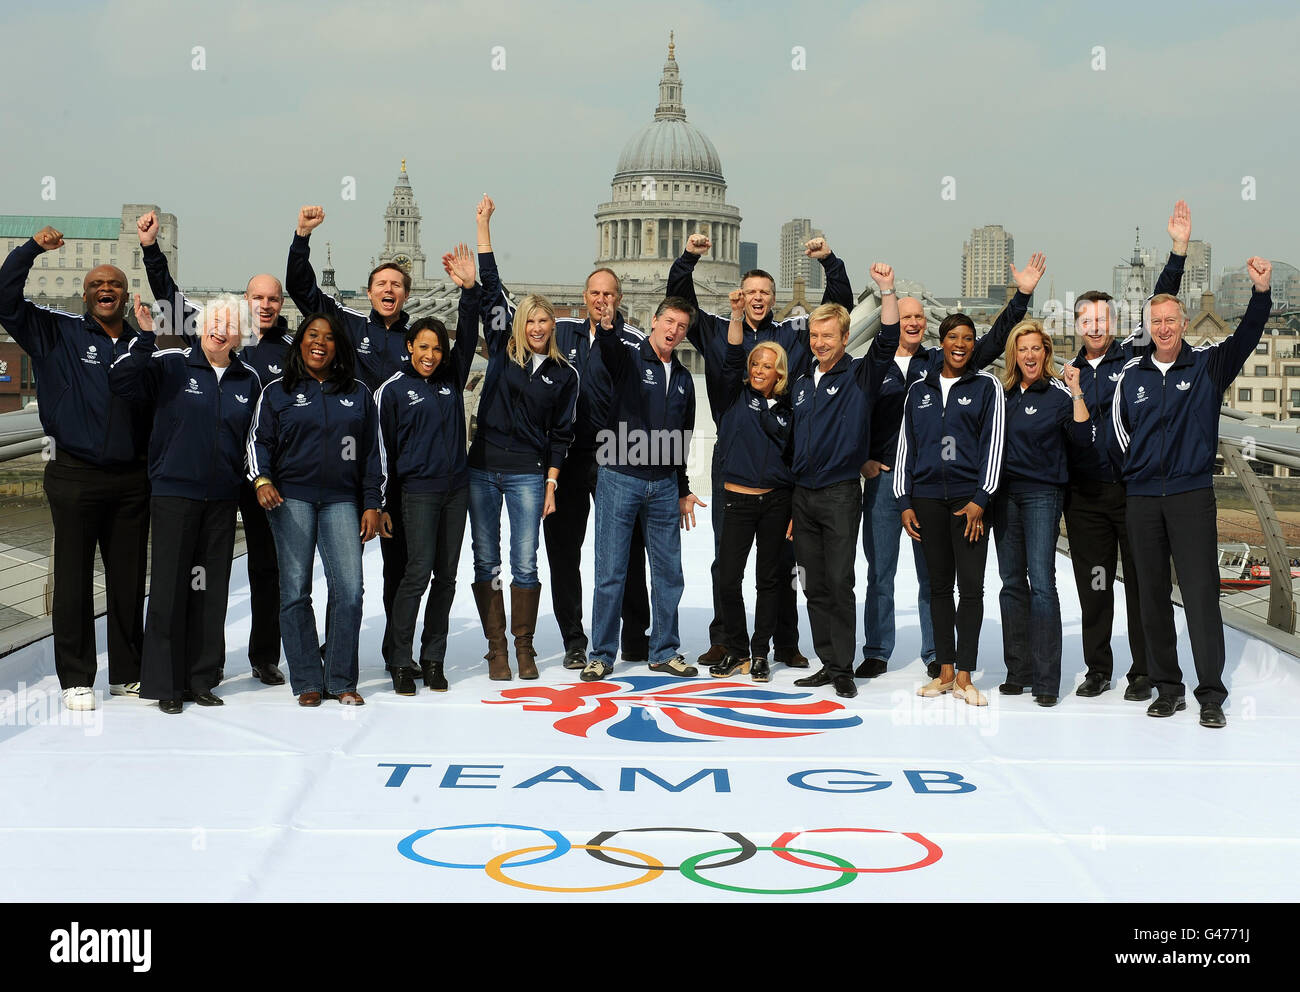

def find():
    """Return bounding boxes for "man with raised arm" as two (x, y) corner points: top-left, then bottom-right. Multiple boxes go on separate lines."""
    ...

(1112, 256), (1271, 730)
(137, 209), (291, 686)
(1066, 200), (1189, 703)
(286, 205), (413, 681)
(668, 232), (854, 668)
(0, 226), (152, 710)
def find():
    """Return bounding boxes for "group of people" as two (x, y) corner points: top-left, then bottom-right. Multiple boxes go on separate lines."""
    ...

(0, 196), (1272, 730)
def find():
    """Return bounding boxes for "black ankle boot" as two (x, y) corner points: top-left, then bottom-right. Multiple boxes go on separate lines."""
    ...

(421, 660), (448, 692)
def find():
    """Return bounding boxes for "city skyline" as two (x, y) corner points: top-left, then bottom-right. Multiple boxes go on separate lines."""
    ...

(1, 0), (1296, 298)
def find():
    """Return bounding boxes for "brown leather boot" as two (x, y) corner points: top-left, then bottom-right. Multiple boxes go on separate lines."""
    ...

(511, 584), (542, 680)
(472, 581), (511, 680)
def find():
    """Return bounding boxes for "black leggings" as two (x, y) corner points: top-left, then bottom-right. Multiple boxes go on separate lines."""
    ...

(912, 496), (990, 673)
(717, 487), (792, 658)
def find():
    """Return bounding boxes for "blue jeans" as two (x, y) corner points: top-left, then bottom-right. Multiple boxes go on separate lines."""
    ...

(468, 468), (544, 588)
(591, 467), (684, 666)
(992, 488), (1065, 695)
(267, 498), (363, 696)
(862, 471), (935, 665)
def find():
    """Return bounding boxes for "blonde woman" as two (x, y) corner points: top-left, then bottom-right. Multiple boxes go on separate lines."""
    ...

(710, 292), (796, 683)
(991, 319), (1093, 706)
(466, 291), (579, 680)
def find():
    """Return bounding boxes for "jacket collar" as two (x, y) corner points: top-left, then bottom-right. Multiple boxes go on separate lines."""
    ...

(923, 363), (980, 388)
(368, 309), (411, 332)
(1072, 338), (1127, 368)
(1139, 341), (1194, 371)
(1008, 376), (1050, 396)
(638, 336), (684, 373)
(184, 346), (249, 376)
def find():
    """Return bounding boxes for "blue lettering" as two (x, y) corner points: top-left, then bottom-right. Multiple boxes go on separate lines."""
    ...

(439, 764), (504, 789)
(618, 767), (731, 793)
(904, 770), (975, 794)
(378, 762), (432, 788)
(513, 765), (602, 790)
(788, 769), (891, 793)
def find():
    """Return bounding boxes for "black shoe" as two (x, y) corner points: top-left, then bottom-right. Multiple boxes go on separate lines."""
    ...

(793, 667), (833, 688)
(562, 647), (588, 671)
(750, 657), (771, 682)
(251, 662), (286, 686)
(926, 661), (942, 680)
(709, 653), (750, 679)
(697, 643), (727, 665)
(391, 668), (418, 696)
(999, 682), (1027, 695)
(1199, 702), (1227, 729)
(1147, 694), (1187, 718)
(774, 646), (810, 669)
(832, 676), (858, 699)
(421, 660), (448, 693)
(854, 657), (888, 678)
(1034, 694), (1058, 707)
(159, 699), (183, 715)
(1076, 673), (1110, 697)
(192, 691), (223, 707)
(1124, 675), (1153, 701)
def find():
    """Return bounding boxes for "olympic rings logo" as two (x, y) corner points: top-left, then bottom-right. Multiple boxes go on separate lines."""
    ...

(397, 824), (943, 895)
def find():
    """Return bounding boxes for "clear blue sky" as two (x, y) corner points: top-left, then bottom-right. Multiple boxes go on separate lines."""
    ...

(1, 0), (1296, 297)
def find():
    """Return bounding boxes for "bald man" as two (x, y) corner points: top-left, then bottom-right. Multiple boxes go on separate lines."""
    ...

(137, 211), (291, 686)
(0, 227), (153, 710)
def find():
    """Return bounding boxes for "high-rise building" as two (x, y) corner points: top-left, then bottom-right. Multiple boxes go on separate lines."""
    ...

(1182, 239), (1212, 308)
(780, 219), (824, 291)
(740, 241), (757, 274)
(961, 224), (1013, 298)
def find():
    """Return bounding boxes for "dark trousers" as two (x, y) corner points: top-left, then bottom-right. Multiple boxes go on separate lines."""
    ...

(718, 487), (792, 658)
(710, 448), (800, 651)
(391, 486), (468, 669)
(543, 447), (649, 657)
(379, 487), (407, 669)
(1063, 479), (1147, 682)
(237, 481), (280, 669)
(792, 480), (861, 677)
(913, 496), (990, 673)
(43, 455), (149, 688)
(1125, 489), (1226, 705)
(140, 496), (236, 701)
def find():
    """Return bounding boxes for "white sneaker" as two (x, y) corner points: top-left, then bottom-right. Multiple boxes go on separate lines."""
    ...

(62, 687), (96, 711)
(109, 682), (141, 697)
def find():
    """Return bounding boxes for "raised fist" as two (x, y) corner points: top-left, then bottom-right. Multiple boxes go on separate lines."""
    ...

(33, 226), (64, 252)
(686, 233), (711, 256)
(297, 206), (325, 237)
(804, 237), (830, 260)
(476, 194), (495, 225)
(1062, 362), (1081, 391)
(1247, 256), (1272, 292)
(136, 211), (159, 247)
(869, 262), (895, 293)
(729, 288), (745, 316)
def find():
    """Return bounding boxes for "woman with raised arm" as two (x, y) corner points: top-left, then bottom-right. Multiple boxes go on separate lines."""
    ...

(461, 201), (579, 680)
(375, 244), (481, 694)
(246, 311), (383, 707)
(110, 296), (261, 713)
(709, 289), (795, 683)
(896, 314), (1006, 707)
(990, 319), (1094, 707)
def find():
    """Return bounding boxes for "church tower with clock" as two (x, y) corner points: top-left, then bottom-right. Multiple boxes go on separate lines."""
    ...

(377, 160), (430, 290)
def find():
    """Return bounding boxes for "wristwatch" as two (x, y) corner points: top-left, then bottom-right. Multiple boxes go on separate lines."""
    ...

(880, 289), (896, 296)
